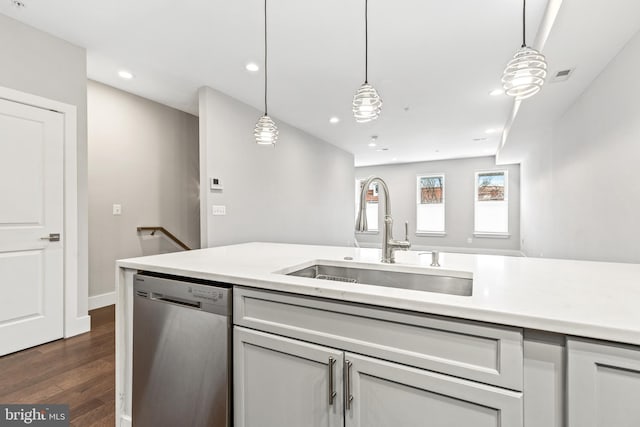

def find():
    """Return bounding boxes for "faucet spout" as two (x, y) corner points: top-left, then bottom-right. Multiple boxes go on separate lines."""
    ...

(356, 176), (410, 263)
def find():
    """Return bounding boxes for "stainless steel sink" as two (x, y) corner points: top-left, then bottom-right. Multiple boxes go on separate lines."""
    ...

(286, 264), (472, 296)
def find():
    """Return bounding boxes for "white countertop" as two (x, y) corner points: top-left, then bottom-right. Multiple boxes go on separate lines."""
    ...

(117, 242), (640, 346)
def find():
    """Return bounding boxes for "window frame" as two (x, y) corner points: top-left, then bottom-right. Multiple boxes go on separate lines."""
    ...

(473, 169), (510, 237)
(416, 173), (446, 236)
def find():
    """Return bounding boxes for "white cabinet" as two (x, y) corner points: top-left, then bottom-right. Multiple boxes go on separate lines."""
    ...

(234, 325), (523, 427)
(233, 287), (525, 427)
(567, 337), (640, 427)
(234, 327), (344, 427)
(345, 352), (522, 427)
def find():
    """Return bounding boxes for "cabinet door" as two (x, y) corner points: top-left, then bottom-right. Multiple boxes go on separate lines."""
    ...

(234, 327), (344, 427)
(344, 352), (522, 427)
(568, 338), (640, 427)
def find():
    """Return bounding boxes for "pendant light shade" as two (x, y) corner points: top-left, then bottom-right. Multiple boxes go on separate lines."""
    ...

(502, 0), (547, 101)
(254, 115), (279, 145)
(353, 83), (383, 123)
(502, 46), (547, 100)
(352, 0), (382, 123)
(255, 0), (278, 145)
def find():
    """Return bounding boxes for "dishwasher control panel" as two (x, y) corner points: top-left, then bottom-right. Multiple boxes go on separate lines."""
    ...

(189, 286), (225, 303)
(134, 273), (231, 315)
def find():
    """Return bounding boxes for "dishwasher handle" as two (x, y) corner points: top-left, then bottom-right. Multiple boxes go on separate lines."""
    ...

(149, 292), (202, 310)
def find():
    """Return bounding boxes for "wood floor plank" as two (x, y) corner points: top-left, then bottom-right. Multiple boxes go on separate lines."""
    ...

(0, 305), (115, 425)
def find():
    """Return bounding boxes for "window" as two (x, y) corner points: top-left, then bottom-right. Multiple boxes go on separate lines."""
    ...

(355, 179), (379, 232)
(474, 170), (508, 235)
(416, 175), (445, 234)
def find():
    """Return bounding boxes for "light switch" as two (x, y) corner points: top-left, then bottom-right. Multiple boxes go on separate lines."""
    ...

(113, 204), (122, 215)
(212, 205), (226, 216)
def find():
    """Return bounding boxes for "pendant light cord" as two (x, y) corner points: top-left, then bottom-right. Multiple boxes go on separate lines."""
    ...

(364, 0), (369, 83)
(521, 0), (526, 48)
(264, 0), (268, 116)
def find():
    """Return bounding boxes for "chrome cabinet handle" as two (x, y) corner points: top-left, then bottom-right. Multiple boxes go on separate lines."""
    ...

(345, 360), (353, 410)
(328, 357), (337, 405)
(40, 233), (60, 242)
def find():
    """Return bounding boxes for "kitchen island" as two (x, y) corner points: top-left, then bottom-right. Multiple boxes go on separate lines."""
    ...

(115, 242), (640, 427)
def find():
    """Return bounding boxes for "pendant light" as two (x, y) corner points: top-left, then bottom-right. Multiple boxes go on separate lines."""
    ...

(352, 0), (382, 123)
(254, 0), (278, 145)
(502, 0), (548, 100)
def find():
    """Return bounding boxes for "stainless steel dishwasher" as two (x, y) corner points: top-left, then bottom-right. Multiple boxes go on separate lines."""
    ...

(132, 273), (231, 427)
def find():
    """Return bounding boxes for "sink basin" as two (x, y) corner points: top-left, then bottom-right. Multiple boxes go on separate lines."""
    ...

(286, 263), (472, 296)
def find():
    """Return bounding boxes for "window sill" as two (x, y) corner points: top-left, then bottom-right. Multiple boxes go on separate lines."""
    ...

(473, 232), (511, 239)
(356, 231), (379, 235)
(416, 232), (447, 237)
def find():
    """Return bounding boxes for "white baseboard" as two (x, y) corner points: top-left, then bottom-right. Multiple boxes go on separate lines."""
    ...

(356, 241), (524, 257)
(64, 315), (91, 338)
(89, 291), (116, 310)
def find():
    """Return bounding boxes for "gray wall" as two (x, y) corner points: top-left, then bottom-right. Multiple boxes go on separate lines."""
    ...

(0, 14), (89, 315)
(199, 87), (354, 248)
(88, 81), (200, 297)
(518, 29), (640, 263)
(356, 157), (521, 254)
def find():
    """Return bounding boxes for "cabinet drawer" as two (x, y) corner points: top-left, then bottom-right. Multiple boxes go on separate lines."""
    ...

(234, 287), (523, 390)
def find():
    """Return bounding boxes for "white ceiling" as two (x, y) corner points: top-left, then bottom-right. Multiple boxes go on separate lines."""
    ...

(0, 0), (550, 166)
(498, 0), (640, 163)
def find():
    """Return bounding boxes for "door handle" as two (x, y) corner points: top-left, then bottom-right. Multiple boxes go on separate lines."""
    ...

(40, 233), (60, 242)
(328, 357), (337, 405)
(345, 360), (353, 410)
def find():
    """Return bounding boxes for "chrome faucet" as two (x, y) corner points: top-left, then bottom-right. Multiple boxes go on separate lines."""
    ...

(356, 176), (411, 263)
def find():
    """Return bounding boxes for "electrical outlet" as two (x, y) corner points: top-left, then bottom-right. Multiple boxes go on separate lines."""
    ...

(467, 237), (473, 244)
(113, 204), (122, 215)
(212, 205), (226, 216)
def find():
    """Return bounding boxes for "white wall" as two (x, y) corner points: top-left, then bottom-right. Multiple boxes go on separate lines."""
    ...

(88, 81), (200, 299)
(356, 157), (521, 254)
(199, 87), (354, 248)
(517, 29), (640, 263)
(0, 14), (89, 317)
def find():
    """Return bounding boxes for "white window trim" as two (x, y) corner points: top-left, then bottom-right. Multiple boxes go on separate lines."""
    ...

(416, 173), (446, 234)
(474, 169), (509, 234)
(473, 232), (511, 239)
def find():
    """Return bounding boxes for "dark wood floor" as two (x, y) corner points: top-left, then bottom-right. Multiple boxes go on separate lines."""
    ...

(0, 305), (116, 427)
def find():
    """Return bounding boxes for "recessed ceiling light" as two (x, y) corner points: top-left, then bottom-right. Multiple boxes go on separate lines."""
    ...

(245, 62), (260, 72)
(368, 142), (377, 147)
(118, 70), (134, 80)
(329, 116), (340, 124)
(489, 88), (504, 96)
(485, 128), (501, 134)
(392, 157), (398, 161)
(11, 0), (26, 8)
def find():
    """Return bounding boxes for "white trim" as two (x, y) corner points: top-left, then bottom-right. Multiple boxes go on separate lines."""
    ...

(416, 232), (447, 237)
(89, 291), (117, 310)
(474, 232), (512, 239)
(0, 86), (89, 338)
(357, 241), (523, 257)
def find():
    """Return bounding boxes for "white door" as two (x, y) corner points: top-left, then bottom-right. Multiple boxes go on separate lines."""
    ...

(234, 327), (344, 427)
(0, 98), (64, 356)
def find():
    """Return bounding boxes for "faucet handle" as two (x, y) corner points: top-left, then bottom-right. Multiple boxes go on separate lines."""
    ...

(404, 221), (409, 241)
